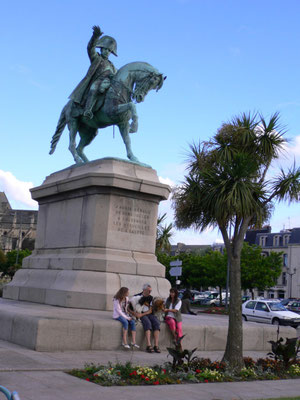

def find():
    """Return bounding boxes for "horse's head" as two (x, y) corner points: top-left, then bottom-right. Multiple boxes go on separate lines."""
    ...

(132, 68), (166, 103)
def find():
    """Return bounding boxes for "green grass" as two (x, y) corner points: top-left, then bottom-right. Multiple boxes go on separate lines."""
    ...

(256, 398), (300, 400)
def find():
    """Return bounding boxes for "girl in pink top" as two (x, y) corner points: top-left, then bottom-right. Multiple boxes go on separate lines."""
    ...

(113, 287), (139, 349)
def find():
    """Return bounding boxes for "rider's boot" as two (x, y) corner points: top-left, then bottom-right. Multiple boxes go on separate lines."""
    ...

(83, 91), (97, 119)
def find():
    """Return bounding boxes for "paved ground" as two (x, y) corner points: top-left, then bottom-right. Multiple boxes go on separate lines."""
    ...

(0, 336), (300, 400)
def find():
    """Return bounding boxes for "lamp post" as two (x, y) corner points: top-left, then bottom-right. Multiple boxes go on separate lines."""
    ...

(287, 268), (296, 298)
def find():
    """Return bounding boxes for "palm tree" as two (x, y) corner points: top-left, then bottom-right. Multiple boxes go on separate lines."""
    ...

(156, 213), (174, 254)
(173, 112), (300, 370)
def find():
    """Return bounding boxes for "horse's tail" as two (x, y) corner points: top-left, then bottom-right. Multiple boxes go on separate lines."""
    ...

(49, 104), (67, 155)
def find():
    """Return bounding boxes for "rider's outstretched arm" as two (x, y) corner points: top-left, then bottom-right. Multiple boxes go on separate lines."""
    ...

(87, 25), (103, 63)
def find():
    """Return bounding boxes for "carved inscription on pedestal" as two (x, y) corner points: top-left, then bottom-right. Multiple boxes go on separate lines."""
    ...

(112, 201), (151, 235)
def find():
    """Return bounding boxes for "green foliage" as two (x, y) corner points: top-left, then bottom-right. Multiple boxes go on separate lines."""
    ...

(268, 336), (300, 369)
(159, 242), (281, 295)
(241, 242), (282, 296)
(156, 213), (174, 254)
(0, 249), (31, 279)
(0, 249), (6, 265)
(166, 340), (197, 370)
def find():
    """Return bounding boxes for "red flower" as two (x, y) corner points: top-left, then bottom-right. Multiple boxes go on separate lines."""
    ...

(141, 374), (145, 379)
(145, 377), (149, 381)
(153, 381), (160, 385)
(117, 372), (120, 375)
(132, 371), (137, 376)
(204, 379), (209, 383)
(162, 369), (166, 374)
(85, 378), (90, 381)
(196, 369), (201, 373)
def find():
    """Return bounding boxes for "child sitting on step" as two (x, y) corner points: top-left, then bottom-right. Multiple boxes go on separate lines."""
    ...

(113, 287), (140, 349)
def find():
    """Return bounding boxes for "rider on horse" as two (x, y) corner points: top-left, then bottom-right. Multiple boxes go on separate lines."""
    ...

(69, 25), (118, 119)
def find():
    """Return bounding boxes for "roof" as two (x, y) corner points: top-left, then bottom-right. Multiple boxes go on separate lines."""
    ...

(289, 228), (300, 244)
(245, 226), (300, 247)
(0, 192), (11, 211)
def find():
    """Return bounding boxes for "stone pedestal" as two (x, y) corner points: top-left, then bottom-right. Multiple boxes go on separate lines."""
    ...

(3, 158), (171, 310)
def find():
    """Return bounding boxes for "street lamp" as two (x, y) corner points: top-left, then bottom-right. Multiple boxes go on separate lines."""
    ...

(287, 268), (297, 298)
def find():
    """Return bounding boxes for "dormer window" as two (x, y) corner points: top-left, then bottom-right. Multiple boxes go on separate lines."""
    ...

(283, 235), (290, 245)
(260, 236), (266, 247)
(273, 235), (280, 246)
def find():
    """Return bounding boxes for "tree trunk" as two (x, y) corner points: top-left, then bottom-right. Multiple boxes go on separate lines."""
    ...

(222, 254), (244, 370)
(219, 287), (223, 305)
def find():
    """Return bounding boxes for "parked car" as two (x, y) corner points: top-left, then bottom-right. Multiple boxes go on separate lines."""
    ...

(178, 289), (202, 302)
(242, 295), (251, 303)
(288, 300), (300, 314)
(201, 292), (221, 305)
(280, 298), (296, 307)
(242, 299), (300, 328)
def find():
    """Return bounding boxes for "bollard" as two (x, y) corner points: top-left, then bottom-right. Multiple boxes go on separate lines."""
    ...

(0, 386), (20, 400)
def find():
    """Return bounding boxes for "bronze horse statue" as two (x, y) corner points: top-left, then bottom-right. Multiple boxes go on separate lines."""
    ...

(49, 62), (165, 165)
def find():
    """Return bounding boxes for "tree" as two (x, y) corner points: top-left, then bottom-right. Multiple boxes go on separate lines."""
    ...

(0, 249), (6, 279)
(241, 242), (282, 298)
(156, 213), (174, 254)
(0, 249), (31, 279)
(200, 251), (227, 302)
(173, 112), (300, 369)
(0, 249), (6, 266)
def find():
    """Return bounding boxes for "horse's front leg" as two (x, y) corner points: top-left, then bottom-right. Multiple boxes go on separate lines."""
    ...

(68, 120), (83, 164)
(115, 102), (138, 133)
(118, 122), (140, 163)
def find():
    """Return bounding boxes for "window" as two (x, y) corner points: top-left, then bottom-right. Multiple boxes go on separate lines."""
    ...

(283, 235), (290, 245)
(260, 236), (266, 247)
(273, 236), (280, 246)
(282, 272), (287, 286)
(245, 301), (256, 309)
(283, 254), (288, 267)
(255, 302), (269, 311)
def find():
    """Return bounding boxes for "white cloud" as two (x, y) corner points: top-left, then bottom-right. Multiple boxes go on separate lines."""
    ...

(158, 162), (187, 185)
(158, 176), (175, 187)
(0, 170), (38, 209)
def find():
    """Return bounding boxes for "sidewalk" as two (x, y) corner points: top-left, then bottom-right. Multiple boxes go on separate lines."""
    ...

(0, 339), (299, 400)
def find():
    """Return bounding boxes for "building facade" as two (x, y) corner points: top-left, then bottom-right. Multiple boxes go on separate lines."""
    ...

(245, 226), (300, 299)
(0, 192), (38, 253)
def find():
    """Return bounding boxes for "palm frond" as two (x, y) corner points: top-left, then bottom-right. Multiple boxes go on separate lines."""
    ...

(257, 112), (287, 163)
(271, 163), (300, 203)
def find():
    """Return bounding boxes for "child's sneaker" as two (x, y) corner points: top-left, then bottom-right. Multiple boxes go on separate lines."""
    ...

(122, 343), (130, 349)
(131, 343), (140, 349)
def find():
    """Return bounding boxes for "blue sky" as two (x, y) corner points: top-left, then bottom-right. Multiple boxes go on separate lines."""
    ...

(1, 0), (300, 244)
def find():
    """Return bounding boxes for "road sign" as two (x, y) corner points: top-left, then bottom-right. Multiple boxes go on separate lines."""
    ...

(169, 266), (182, 277)
(170, 260), (182, 267)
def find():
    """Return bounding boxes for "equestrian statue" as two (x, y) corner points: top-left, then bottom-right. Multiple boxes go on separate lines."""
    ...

(49, 25), (165, 165)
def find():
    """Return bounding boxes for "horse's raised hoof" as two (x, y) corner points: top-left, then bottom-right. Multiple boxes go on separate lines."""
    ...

(129, 121), (138, 133)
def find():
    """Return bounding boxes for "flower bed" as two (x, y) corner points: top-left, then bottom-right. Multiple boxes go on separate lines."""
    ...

(68, 357), (300, 386)
(198, 306), (228, 315)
